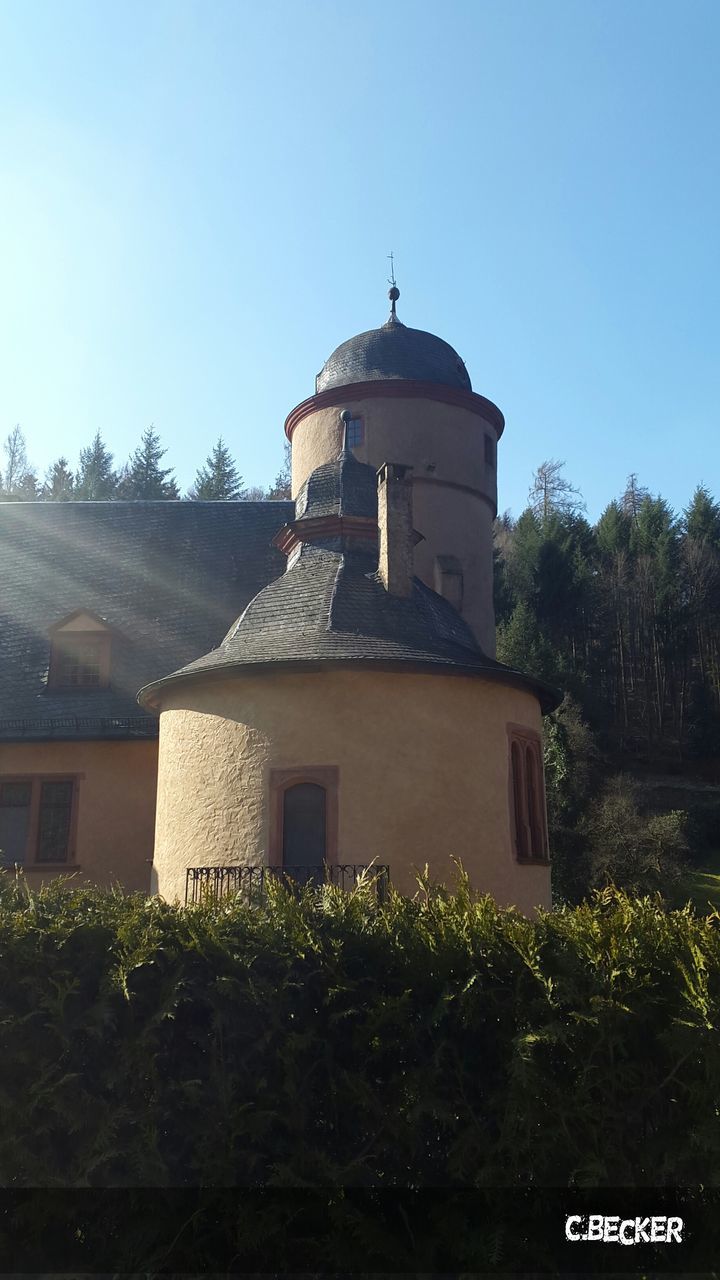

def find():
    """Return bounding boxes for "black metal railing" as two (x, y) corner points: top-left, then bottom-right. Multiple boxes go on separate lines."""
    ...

(185, 863), (390, 906)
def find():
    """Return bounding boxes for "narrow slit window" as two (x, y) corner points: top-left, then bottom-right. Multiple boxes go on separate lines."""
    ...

(510, 742), (529, 859)
(36, 781), (74, 863)
(508, 729), (548, 862)
(346, 417), (364, 448)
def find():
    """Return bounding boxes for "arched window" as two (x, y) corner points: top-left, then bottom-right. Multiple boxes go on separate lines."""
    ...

(283, 783), (326, 867)
(269, 767), (339, 876)
(508, 728), (548, 863)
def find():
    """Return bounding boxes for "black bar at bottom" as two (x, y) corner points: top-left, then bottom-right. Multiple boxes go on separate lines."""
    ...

(0, 1187), (717, 1273)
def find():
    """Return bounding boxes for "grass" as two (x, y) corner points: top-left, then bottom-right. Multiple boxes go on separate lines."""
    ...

(677, 847), (720, 912)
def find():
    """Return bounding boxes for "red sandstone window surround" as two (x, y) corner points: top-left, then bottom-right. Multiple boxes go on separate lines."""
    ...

(0, 775), (81, 868)
(507, 727), (549, 864)
(268, 766), (339, 868)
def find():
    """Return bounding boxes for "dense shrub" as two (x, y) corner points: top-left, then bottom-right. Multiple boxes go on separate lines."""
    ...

(1, 871), (718, 1197)
(582, 775), (689, 895)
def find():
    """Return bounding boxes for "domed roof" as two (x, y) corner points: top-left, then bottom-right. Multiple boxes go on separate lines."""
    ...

(316, 291), (472, 394)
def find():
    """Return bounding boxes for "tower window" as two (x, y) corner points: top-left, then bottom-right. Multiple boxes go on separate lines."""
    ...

(346, 417), (364, 448)
(484, 433), (496, 468)
(508, 727), (549, 863)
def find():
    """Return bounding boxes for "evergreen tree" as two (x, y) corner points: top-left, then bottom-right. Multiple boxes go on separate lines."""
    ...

(118, 426), (179, 500)
(41, 458), (74, 501)
(75, 432), (118, 500)
(188, 438), (245, 500)
(1, 425), (38, 499)
(496, 600), (560, 685)
(684, 485), (720, 547)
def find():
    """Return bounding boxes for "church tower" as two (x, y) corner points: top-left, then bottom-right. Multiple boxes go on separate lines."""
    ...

(285, 285), (503, 655)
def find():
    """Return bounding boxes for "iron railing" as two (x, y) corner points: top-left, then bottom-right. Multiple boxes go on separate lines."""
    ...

(185, 863), (390, 906)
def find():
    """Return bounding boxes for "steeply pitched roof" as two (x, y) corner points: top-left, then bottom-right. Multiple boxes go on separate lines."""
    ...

(0, 500), (292, 739)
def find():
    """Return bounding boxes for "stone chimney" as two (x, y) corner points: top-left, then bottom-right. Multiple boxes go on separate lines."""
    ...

(377, 463), (414, 597)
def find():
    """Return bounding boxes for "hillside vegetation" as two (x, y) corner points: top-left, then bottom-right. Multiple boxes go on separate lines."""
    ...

(496, 464), (720, 902)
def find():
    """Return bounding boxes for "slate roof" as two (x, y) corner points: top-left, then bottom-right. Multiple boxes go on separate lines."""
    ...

(140, 542), (559, 713)
(294, 445), (378, 521)
(316, 316), (472, 394)
(0, 500), (292, 740)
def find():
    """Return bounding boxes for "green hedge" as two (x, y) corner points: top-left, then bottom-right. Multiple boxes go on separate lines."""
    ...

(1, 871), (719, 1189)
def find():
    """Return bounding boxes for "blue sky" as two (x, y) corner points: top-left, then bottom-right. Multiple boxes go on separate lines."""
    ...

(1, 0), (718, 518)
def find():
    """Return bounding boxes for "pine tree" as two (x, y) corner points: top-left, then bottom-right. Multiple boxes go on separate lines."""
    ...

(118, 426), (179, 500)
(496, 600), (560, 685)
(684, 485), (720, 547)
(75, 432), (118, 500)
(188, 438), (245, 500)
(1, 425), (38, 499)
(41, 458), (74, 501)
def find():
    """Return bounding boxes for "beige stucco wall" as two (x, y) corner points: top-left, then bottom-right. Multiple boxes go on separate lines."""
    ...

(290, 395), (498, 654)
(152, 669), (550, 915)
(0, 739), (157, 892)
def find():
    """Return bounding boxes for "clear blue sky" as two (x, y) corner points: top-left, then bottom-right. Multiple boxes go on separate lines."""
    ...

(1, 0), (718, 518)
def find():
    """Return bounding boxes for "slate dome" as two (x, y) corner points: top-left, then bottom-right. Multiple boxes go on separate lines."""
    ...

(316, 304), (472, 394)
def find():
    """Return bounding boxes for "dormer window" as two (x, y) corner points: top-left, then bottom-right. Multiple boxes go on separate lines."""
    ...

(47, 611), (112, 691)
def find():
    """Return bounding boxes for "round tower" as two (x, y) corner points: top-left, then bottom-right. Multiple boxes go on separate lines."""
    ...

(285, 287), (503, 655)
(140, 439), (556, 913)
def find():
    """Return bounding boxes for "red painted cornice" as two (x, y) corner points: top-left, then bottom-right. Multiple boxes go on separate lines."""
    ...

(284, 380), (505, 442)
(273, 514), (378, 556)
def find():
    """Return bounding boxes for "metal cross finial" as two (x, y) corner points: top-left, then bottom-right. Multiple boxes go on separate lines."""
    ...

(386, 251), (400, 321)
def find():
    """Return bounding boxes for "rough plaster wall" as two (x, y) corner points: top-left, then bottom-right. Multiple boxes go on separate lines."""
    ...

(153, 669), (550, 915)
(0, 739), (157, 891)
(291, 396), (498, 654)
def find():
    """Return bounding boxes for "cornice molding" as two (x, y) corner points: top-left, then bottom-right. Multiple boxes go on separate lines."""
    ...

(272, 515), (378, 556)
(284, 380), (505, 442)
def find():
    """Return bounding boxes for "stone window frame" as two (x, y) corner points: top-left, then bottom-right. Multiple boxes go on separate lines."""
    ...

(0, 773), (83, 869)
(47, 611), (112, 691)
(507, 726), (550, 865)
(484, 432), (496, 468)
(268, 766), (339, 868)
